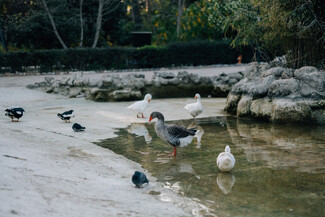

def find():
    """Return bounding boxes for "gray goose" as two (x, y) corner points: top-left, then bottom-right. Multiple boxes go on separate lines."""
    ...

(149, 111), (197, 157)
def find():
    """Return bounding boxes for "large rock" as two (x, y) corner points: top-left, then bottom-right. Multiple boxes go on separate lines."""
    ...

(268, 78), (299, 97)
(225, 63), (325, 124)
(270, 99), (312, 123)
(250, 98), (273, 120)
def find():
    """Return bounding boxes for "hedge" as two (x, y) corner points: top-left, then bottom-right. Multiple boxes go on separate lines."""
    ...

(0, 41), (254, 73)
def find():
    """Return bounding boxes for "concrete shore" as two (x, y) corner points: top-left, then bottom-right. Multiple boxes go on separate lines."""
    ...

(0, 66), (242, 216)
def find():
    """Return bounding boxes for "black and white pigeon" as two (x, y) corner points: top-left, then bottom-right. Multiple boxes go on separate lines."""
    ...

(149, 111), (198, 157)
(57, 110), (74, 122)
(5, 107), (25, 122)
(132, 171), (149, 188)
(72, 123), (86, 132)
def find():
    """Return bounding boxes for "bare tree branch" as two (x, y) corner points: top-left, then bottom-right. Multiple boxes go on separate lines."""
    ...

(102, 0), (121, 17)
(79, 0), (84, 47)
(92, 0), (104, 48)
(92, 0), (121, 48)
(42, 0), (68, 49)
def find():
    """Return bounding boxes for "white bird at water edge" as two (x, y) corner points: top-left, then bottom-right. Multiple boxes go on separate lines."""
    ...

(128, 94), (152, 118)
(184, 93), (203, 120)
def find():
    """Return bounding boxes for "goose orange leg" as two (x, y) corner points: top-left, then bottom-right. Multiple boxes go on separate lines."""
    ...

(173, 146), (177, 157)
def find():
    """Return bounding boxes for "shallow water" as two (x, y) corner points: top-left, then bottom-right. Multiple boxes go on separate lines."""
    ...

(96, 116), (325, 217)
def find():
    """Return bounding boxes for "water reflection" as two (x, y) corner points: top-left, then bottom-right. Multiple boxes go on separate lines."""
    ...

(127, 123), (152, 144)
(187, 121), (204, 148)
(97, 116), (325, 217)
(216, 173), (236, 195)
(177, 162), (200, 179)
(227, 118), (325, 174)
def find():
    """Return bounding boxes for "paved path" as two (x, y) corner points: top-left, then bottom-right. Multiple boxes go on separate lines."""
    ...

(0, 65), (241, 217)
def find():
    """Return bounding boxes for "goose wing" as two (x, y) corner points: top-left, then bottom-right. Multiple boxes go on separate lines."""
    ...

(166, 124), (196, 139)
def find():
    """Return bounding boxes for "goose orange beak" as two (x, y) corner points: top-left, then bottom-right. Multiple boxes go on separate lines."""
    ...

(149, 116), (153, 122)
(148, 99), (151, 103)
(194, 96), (197, 99)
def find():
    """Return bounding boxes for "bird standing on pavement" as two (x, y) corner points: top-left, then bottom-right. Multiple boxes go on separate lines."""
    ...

(5, 107), (25, 122)
(57, 110), (74, 122)
(132, 171), (149, 188)
(128, 94), (152, 118)
(184, 93), (203, 120)
(72, 123), (86, 132)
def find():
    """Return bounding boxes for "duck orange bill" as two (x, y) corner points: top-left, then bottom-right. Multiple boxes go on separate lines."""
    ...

(149, 116), (153, 122)
(148, 99), (151, 103)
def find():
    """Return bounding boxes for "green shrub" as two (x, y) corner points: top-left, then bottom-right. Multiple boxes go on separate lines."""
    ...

(0, 41), (254, 73)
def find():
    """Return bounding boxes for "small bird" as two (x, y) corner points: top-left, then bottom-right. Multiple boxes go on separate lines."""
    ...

(149, 111), (198, 157)
(57, 110), (74, 122)
(128, 94), (152, 118)
(184, 93), (203, 119)
(217, 145), (236, 172)
(72, 123), (85, 132)
(5, 107), (25, 122)
(132, 171), (149, 188)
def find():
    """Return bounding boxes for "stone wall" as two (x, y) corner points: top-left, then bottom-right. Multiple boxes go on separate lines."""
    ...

(27, 70), (243, 101)
(225, 63), (325, 124)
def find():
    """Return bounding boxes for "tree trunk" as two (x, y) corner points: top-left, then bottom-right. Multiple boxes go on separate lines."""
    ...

(177, 0), (185, 37)
(131, 0), (142, 30)
(92, 0), (104, 48)
(79, 0), (84, 47)
(0, 21), (7, 51)
(42, 0), (68, 49)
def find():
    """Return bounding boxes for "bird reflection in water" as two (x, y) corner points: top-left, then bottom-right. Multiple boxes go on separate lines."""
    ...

(188, 121), (204, 148)
(179, 162), (200, 179)
(216, 173), (236, 195)
(164, 162), (201, 180)
(127, 123), (152, 144)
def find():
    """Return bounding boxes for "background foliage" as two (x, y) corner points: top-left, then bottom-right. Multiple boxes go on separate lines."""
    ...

(0, 40), (253, 73)
(0, 0), (324, 69)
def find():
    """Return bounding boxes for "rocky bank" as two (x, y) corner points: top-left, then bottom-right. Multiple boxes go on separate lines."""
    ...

(27, 70), (244, 101)
(225, 63), (325, 124)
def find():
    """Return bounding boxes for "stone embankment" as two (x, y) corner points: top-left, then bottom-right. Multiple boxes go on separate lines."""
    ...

(225, 63), (325, 124)
(27, 70), (243, 101)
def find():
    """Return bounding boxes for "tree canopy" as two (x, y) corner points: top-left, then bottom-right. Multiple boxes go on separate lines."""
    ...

(0, 0), (324, 68)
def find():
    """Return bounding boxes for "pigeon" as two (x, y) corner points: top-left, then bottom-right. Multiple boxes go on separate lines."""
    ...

(149, 111), (198, 157)
(5, 107), (25, 122)
(72, 123), (85, 132)
(132, 171), (149, 188)
(57, 110), (74, 122)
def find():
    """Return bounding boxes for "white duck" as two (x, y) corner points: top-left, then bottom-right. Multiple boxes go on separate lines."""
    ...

(216, 145), (236, 172)
(128, 94), (152, 118)
(184, 93), (203, 119)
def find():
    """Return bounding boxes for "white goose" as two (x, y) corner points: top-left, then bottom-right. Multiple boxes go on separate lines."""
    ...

(128, 94), (152, 118)
(184, 93), (203, 119)
(217, 145), (236, 172)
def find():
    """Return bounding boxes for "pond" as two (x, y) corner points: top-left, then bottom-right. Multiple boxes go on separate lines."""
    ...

(95, 116), (325, 217)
